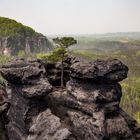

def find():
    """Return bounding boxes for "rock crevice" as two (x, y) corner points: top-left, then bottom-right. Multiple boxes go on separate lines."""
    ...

(0, 57), (140, 140)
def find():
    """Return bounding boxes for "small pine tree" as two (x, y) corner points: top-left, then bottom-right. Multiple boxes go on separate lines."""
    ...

(52, 37), (77, 87)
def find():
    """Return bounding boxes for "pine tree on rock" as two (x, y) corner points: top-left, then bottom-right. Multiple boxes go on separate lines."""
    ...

(52, 37), (77, 87)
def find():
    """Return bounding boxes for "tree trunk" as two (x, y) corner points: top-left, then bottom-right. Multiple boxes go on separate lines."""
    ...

(61, 54), (64, 87)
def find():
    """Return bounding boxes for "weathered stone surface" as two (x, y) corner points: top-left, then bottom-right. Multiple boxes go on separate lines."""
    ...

(47, 85), (140, 140)
(67, 79), (122, 104)
(0, 35), (52, 55)
(0, 83), (9, 114)
(70, 59), (128, 82)
(0, 58), (139, 140)
(21, 78), (52, 98)
(27, 109), (71, 140)
(6, 87), (48, 140)
(0, 59), (46, 85)
(0, 83), (9, 140)
(44, 62), (70, 86)
(67, 111), (105, 140)
(0, 59), (52, 140)
(46, 58), (139, 140)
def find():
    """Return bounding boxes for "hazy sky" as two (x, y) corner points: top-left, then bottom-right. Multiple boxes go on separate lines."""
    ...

(0, 0), (140, 35)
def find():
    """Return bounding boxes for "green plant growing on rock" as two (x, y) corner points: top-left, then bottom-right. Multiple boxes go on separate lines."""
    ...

(17, 50), (26, 58)
(17, 50), (34, 59)
(0, 55), (11, 65)
(52, 37), (77, 87)
(36, 53), (50, 61)
(36, 37), (77, 87)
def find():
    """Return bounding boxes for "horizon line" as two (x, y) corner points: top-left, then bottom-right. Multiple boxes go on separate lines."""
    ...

(46, 31), (140, 37)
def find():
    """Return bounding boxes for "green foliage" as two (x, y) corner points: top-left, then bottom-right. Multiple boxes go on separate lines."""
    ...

(0, 55), (10, 87)
(134, 112), (140, 124)
(121, 78), (140, 123)
(50, 37), (77, 62)
(0, 17), (36, 37)
(17, 50), (34, 59)
(0, 55), (11, 65)
(0, 17), (49, 55)
(53, 37), (77, 48)
(136, 50), (140, 56)
(52, 37), (77, 87)
(37, 48), (68, 63)
(36, 53), (57, 62)
(36, 53), (50, 60)
(72, 50), (105, 60)
(53, 47), (67, 60)
(129, 40), (140, 46)
(17, 50), (26, 58)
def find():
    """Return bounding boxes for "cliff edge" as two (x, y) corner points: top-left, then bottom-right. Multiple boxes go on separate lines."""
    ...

(0, 17), (52, 55)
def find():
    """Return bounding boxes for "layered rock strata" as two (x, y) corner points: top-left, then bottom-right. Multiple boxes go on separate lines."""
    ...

(0, 58), (140, 140)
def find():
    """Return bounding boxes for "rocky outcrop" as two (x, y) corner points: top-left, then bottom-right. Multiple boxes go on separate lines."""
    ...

(70, 59), (128, 82)
(24, 36), (52, 54)
(0, 17), (52, 55)
(48, 60), (140, 140)
(0, 59), (53, 140)
(0, 58), (140, 140)
(0, 35), (52, 55)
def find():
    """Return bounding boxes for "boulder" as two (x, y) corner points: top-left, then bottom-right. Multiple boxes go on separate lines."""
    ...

(70, 59), (128, 82)
(0, 59), (46, 85)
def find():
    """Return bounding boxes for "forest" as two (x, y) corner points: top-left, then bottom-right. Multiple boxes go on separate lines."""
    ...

(0, 17), (37, 37)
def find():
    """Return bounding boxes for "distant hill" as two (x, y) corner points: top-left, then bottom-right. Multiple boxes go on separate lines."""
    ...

(70, 33), (140, 54)
(0, 17), (37, 37)
(0, 17), (52, 55)
(74, 32), (140, 41)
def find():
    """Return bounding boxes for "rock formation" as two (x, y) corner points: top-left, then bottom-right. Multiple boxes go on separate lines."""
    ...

(0, 35), (52, 55)
(0, 82), (9, 140)
(0, 57), (140, 140)
(0, 17), (52, 55)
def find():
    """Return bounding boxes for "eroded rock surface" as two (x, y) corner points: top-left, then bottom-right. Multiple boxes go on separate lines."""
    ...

(0, 59), (52, 140)
(0, 83), (9, 140)
(27, 109), (71, 140)
(0, 35), (52, 55)
(44, 62), (70, 86)
(70, 59), (128, 82)
(0, 58), (140, 140)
